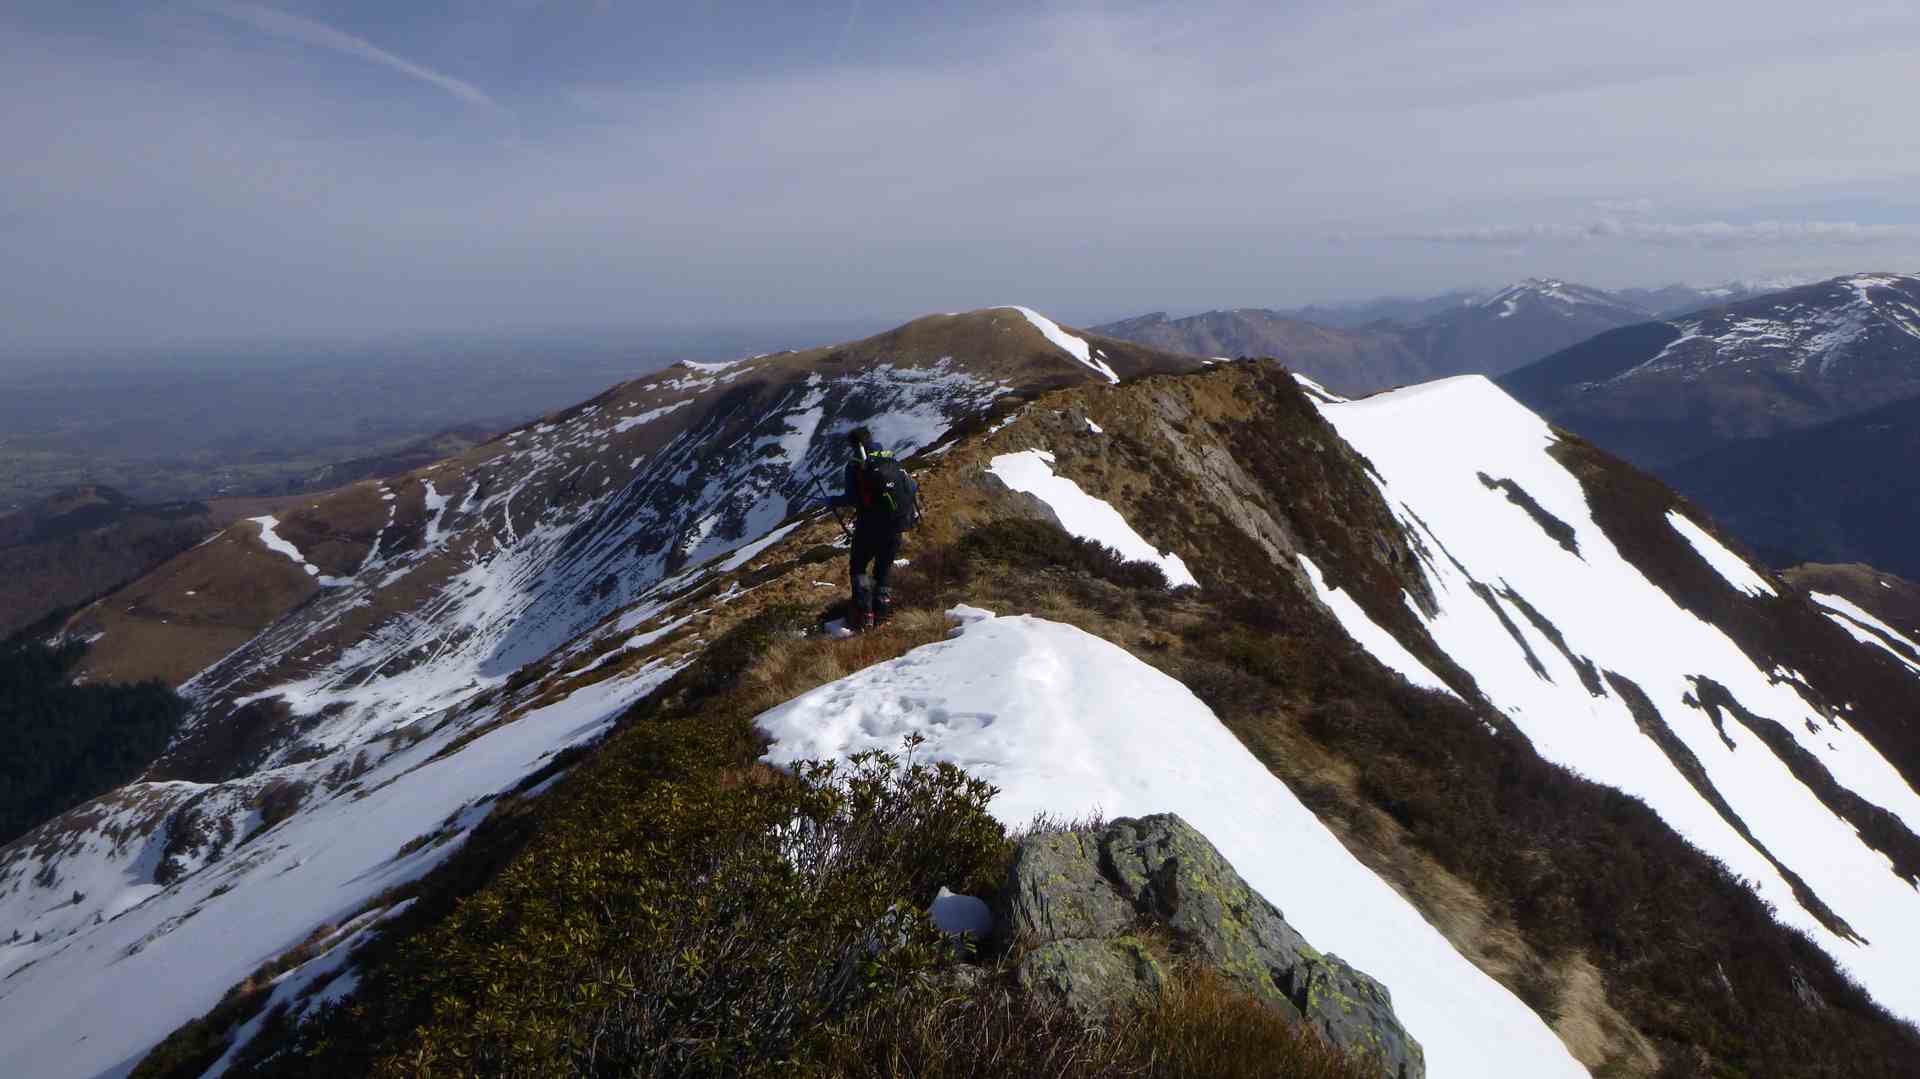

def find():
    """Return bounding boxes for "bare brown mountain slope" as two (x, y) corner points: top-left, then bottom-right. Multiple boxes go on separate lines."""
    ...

(1783, 563), (1920, 640)
(0, 488), (307, 642)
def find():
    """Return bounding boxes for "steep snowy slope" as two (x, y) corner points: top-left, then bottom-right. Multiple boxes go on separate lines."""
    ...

(1307, 374), (1920, 1021)
(758, 607), (1587, 1079)
(0, 655), (684, 1079)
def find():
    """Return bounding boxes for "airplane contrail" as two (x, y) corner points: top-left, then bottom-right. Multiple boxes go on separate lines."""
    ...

(201, 1), (496, 108)
(831, 0), (864, 66)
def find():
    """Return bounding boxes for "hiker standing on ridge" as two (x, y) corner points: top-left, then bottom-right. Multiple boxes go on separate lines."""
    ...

(821, 427), (919, 631)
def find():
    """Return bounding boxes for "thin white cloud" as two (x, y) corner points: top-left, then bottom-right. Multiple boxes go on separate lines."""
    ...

(1593, 198), (1655, 216)
(9, 1), (1920, 347)
(201, 1), (494, 107)
(1412, 220), (1920, 249)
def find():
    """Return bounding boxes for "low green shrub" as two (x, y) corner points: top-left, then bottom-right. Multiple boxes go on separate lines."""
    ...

(354, 743), (1004, 1078)
(230, 597), (1011, 1079)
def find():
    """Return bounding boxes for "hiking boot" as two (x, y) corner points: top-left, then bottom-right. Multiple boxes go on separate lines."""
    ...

(860, 611), (877, 633)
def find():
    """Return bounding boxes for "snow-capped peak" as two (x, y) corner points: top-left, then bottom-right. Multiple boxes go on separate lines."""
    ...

(1480, 278), (1628, 313)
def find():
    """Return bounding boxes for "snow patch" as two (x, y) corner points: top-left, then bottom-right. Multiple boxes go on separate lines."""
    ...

(1291, 372), (1349, 403)
(612, 398), (694, 434)
(1820, 612), (1920, 677)
(1809, 592), (1915, 647)
(1810, 593), (1920, 675)
(1297, 554), (1456, 697)
(249, 516), (350, 587)
(986, 450), (1198, 588)
(1666, 512), (1777, 598)
(0, 660), (683, 1079)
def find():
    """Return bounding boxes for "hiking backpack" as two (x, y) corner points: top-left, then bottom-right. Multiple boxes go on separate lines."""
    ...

(862, 451), (922, 531)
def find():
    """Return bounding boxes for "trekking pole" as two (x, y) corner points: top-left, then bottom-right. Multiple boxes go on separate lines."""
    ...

(807, 474), (854, 540)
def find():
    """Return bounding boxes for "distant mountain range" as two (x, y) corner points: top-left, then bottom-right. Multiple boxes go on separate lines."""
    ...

(1094, 278), (1784, 394)
(1092, 309), (1432, 390)
(1500, 272), (1920, 578)
(1500, 273), (1920, 468)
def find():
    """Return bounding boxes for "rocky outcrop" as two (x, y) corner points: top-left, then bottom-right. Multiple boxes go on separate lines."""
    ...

(997, 813), (1424, 1079)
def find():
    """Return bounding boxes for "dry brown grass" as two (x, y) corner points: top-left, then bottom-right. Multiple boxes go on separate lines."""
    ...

(732, 607), (952, 718)
(798, 962), (1378, 1079)
(1116, 967), (1384, 1079)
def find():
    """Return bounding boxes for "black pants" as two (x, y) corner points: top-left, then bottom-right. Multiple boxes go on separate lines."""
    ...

(850, 527), (903, 616)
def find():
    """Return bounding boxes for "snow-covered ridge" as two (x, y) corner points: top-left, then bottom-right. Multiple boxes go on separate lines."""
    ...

(15, 323), (1920, 1074)
(1307, 374), (1920, 1022)
(179, 356), (1011, 755)
(1005, 306), (1120, 383)
(756, 608), (1586, 1079)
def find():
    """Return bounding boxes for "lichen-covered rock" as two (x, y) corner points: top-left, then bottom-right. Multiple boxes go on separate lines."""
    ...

(997, 813), (1424, 1079)
(1014, 936), (1167, 1019)
(1000, 829), (1137, 943)
(1100, 814), (1317, 995)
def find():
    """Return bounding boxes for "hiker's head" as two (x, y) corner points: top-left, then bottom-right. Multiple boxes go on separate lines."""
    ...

(847, 427), (874, 455)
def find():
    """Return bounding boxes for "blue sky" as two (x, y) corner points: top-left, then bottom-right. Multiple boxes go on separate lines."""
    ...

(5, 1), (1920, 352)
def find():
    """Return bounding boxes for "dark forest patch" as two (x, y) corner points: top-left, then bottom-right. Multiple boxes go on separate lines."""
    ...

(0, 638), (188, 846)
